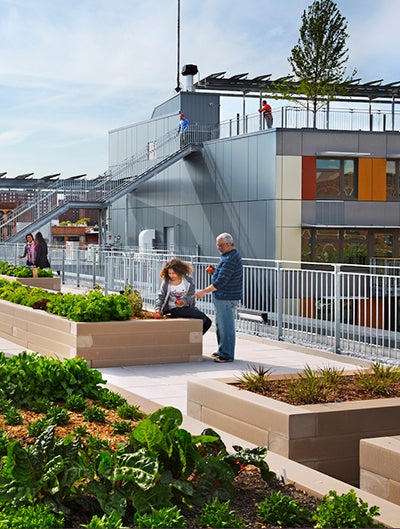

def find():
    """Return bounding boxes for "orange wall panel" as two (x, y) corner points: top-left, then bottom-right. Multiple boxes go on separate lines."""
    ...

(372, 158), (386, 201)
(302, 156), (316, 199)
(358, 158), (372, 200)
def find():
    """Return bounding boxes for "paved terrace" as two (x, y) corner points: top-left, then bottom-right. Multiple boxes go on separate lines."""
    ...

(0, 283), (370, 414)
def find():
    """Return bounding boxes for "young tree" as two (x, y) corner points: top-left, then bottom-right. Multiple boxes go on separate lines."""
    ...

(287, 0), (356, 127)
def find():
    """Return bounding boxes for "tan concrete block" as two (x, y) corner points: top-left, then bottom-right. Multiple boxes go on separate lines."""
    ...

(268, 432), (290, 457)
(315, 406), (400, 437)
(314, 457), (359, 487)
(290, 433), (360, 462)
(201, 407), (269, 446)
(289, 413), (318, 438)
(388, 480), (400, 505)
(360, 437), (400, 481)
(360, 468), (389, 500)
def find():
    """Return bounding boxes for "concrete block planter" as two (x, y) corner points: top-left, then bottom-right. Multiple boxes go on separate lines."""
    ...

(0, 298), (203, 367)
(0, 274), (61, 291)
(187, 376), (400, 487)
(360, 436), (400, 505)
(112, 382), (400, 529)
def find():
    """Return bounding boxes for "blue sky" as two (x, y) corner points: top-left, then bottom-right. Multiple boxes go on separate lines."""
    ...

(0, 0), (398, 179)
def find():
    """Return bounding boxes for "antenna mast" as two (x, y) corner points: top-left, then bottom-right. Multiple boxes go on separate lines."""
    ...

(175, 0), (181, 92)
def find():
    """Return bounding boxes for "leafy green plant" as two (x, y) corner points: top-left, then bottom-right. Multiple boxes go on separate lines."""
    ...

(82, 510), (124, 528)
(98, 388), (127, 409)
(133, 505), (187, 528)
(356, 362), (400, 396)
(288, 364), (327, 404)
(117, 402), (145, 420)
(28, 417), (52, 437)
(0, 501), (64, 529)
(236, 364), (272, 393)
(45, 405), (70, 425)
(74, 424), (88, 437)
(121, 284), (143, 317)
(318, 364), (344, 390)
(31, 396), (53, 413)
(196, 498), (247, 528)
(257, 490), (310, 527)
(84, 405), (107, 423)
(0, 430), (9, 456)
(112, 420), (132, 435)
(65, 393), (88, 412)
(312, 489), (383, 528)
(4, 406), (23, 425)
(0, 261), (53, 278)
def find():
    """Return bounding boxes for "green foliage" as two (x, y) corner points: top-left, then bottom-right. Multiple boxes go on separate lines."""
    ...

(28, 417), (53, 437)
(98, 388), (127, 409)
(0, 430), (10, 456)
(121, 284), (143, 317)
(236, 364), (272, 393)
(257, 490), (310, 527)
(288, 364), (327, 404)
(312, 489), (383, 528)
(31, 396), (54, 413)
(283, 0), (356, 126)
(196, 498), (247, 528)
(74, 424), (88, 437)
(0, 261), (53, 278)
(112, 420), (132, 435)
(45, 405), (70, 425)
(83, 405), (107, 423)
(0, 352), (105, 406)
(356, 362), (400, 396)
(0, 278), (133, 321)
(4, 406), (23, 425)
(133, 505), (187, 528)
(117, 403), (145, 420)
(82, 510), (124, 528)
(65, 393), (88, 412)
(0, 501), (64, 528)
(318, 364), (344, 389)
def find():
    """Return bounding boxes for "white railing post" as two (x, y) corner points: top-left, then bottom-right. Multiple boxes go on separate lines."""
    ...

(276, 262), (283, 340)
(334, 264), (341, 353)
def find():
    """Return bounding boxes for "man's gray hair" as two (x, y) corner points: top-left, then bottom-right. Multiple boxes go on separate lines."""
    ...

(216, 233), (234, 245)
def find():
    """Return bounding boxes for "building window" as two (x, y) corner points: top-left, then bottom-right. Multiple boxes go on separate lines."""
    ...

(302, 228), (399, 263)
(386, 160), (400, 199)
(316, 158), (357, 199)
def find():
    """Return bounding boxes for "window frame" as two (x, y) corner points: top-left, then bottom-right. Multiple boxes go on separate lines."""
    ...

(316, 157), (358, 200)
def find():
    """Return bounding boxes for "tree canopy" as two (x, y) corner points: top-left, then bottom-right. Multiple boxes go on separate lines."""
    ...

(286, 0), (356, 126)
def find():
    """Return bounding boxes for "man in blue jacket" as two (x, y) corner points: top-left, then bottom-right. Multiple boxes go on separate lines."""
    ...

(177, 113), (189, 147)
(195, 233), (243, 362)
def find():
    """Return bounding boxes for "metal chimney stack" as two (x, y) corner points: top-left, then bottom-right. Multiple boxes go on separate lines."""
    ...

(181, 64), (198, 92)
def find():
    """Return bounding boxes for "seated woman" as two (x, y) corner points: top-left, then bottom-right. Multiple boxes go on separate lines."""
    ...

(155, 258), (212, 334)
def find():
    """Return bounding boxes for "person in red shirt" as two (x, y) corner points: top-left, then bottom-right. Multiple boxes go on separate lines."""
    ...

(258, 100), (273, 129)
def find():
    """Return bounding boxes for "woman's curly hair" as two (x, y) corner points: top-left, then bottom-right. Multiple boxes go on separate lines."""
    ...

(159, 258), (194, 280)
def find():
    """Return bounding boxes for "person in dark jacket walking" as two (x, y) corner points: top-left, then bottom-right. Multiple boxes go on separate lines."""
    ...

(195, 233), (243, 362)
(33, 232), (50, 268)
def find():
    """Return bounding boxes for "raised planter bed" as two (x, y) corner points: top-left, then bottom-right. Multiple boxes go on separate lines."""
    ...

(0, 298), (203, 367)
(187, 376), (400, 487)
(360, 435), (400, 505)
(0, 274), (61, 291)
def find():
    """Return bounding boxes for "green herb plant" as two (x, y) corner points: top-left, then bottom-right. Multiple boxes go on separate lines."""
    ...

(82, 510), (124, 528)
(83, 406), (106, 423)
(0, 501), (64, 529)
(117, 402), (145, 420)
(4, 406), (23, 425)
(196, 498), (248, 528)
(312, 489), (383, 528)
(133, 505), (187, 528)
(257, 490), (310, 527)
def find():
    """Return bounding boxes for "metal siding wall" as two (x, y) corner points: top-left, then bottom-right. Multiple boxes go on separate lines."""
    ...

(110, 122), (277, 259)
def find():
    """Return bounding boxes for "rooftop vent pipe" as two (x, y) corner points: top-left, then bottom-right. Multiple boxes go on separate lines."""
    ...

(181, 64), (198, 92)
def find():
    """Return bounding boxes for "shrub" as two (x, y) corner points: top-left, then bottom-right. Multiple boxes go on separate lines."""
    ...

(112, 420), (132, 435)
(65, 394), (88, 412)
(133, 506), (187, 528)
(312, 489), (383, 528)
(45, 405), (70, 426)
(83, 406), (106, 423)
(288, 364), (327, 404)
(4, 406), (23, 425)
(356, 361), (400, 396)
(236, 364), (272, 393)
(121, 284), (143, 317)
(82, 510), (124, 528)
(98, 388), (127, 409)
(196, 498), (247, 528)
(257, 490), (310, 527)
(28, 418), (52, 437)
(117, 402), (145, 420)
(0, 502), (64, 528)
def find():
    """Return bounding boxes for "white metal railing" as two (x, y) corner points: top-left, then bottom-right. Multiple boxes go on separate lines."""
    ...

(1, 244), (400, 365)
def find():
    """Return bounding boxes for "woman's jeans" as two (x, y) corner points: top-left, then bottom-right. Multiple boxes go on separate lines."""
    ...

(213, 299), (239, 360)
